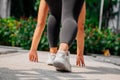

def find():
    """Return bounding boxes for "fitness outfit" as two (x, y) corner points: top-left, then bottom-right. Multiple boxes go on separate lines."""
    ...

(45, 0), (84, 47)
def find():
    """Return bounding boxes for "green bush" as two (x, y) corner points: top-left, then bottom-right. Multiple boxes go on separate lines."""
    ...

(0, 17), (49, 50)
(0, 18), (120, 55)
(17, 17), (49, 50)
(16, 17), (37, 49)
(84, 27), (120, 55)
(70, 27), (120, 56)
(0, 17), (19, 46)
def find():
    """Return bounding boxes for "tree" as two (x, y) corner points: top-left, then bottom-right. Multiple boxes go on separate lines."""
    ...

(0, 0), (11, 18)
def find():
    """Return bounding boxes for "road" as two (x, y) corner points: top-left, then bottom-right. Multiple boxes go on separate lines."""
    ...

(0, 46), (120, 80)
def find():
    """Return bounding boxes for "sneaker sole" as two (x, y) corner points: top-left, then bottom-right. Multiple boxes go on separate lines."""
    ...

(47, 63), (53, 66)
(53, 61), (71, 72)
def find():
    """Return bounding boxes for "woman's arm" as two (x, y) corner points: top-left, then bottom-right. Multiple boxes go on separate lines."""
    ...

(29, 0), (49, 62)
(76, 2), (86, 66)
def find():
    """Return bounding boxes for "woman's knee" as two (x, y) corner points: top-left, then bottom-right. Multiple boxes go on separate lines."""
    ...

(62, 18), (77, 30)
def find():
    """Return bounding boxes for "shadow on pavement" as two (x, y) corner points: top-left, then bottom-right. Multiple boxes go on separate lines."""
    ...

(0, 67), (100, 80)
(73, 66), (120, 74)
(1, 66), (119, 80)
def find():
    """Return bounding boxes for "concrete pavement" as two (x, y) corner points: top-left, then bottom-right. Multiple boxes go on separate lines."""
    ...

(0, 46), (120, 80)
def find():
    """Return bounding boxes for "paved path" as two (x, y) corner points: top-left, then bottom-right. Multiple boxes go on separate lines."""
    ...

(0, 46), (120, 80)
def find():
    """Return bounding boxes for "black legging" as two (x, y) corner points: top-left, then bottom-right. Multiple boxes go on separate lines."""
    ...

(46, 0), (84, 47)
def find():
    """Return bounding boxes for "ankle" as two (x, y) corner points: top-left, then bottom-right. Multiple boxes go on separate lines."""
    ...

(59, 43), (69, 52)
(50, 47), (58, 54)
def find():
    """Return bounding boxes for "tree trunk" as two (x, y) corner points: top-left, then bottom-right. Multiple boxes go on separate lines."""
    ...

(0, 0), (11, 18)
(117, 1), (120, 32)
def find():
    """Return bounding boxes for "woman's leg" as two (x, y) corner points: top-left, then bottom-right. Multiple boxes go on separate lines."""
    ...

(47, 14), (61, 54)
(59, 0), (84, 51)
(47, 14), (61, 65)
(46, 0), (62, 65)
(53, 0), (84, 72)
(46, 0), (62, 54)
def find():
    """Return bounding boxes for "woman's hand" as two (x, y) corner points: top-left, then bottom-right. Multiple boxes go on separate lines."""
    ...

(29, 50), (38, 62)
(76, 54), (85, 67)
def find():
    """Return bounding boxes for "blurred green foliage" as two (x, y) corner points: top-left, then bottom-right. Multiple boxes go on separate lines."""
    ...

(0, 17), (19, 46)
(0, 17), (120, 55)
(0, 17), (49, 51)
(84, 27), (120, 55)
(0, 0), (120, 55)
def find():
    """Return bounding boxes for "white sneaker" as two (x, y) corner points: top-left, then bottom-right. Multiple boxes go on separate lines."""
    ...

(53, 50), (71, 72)
(46, 53), (56, 66)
